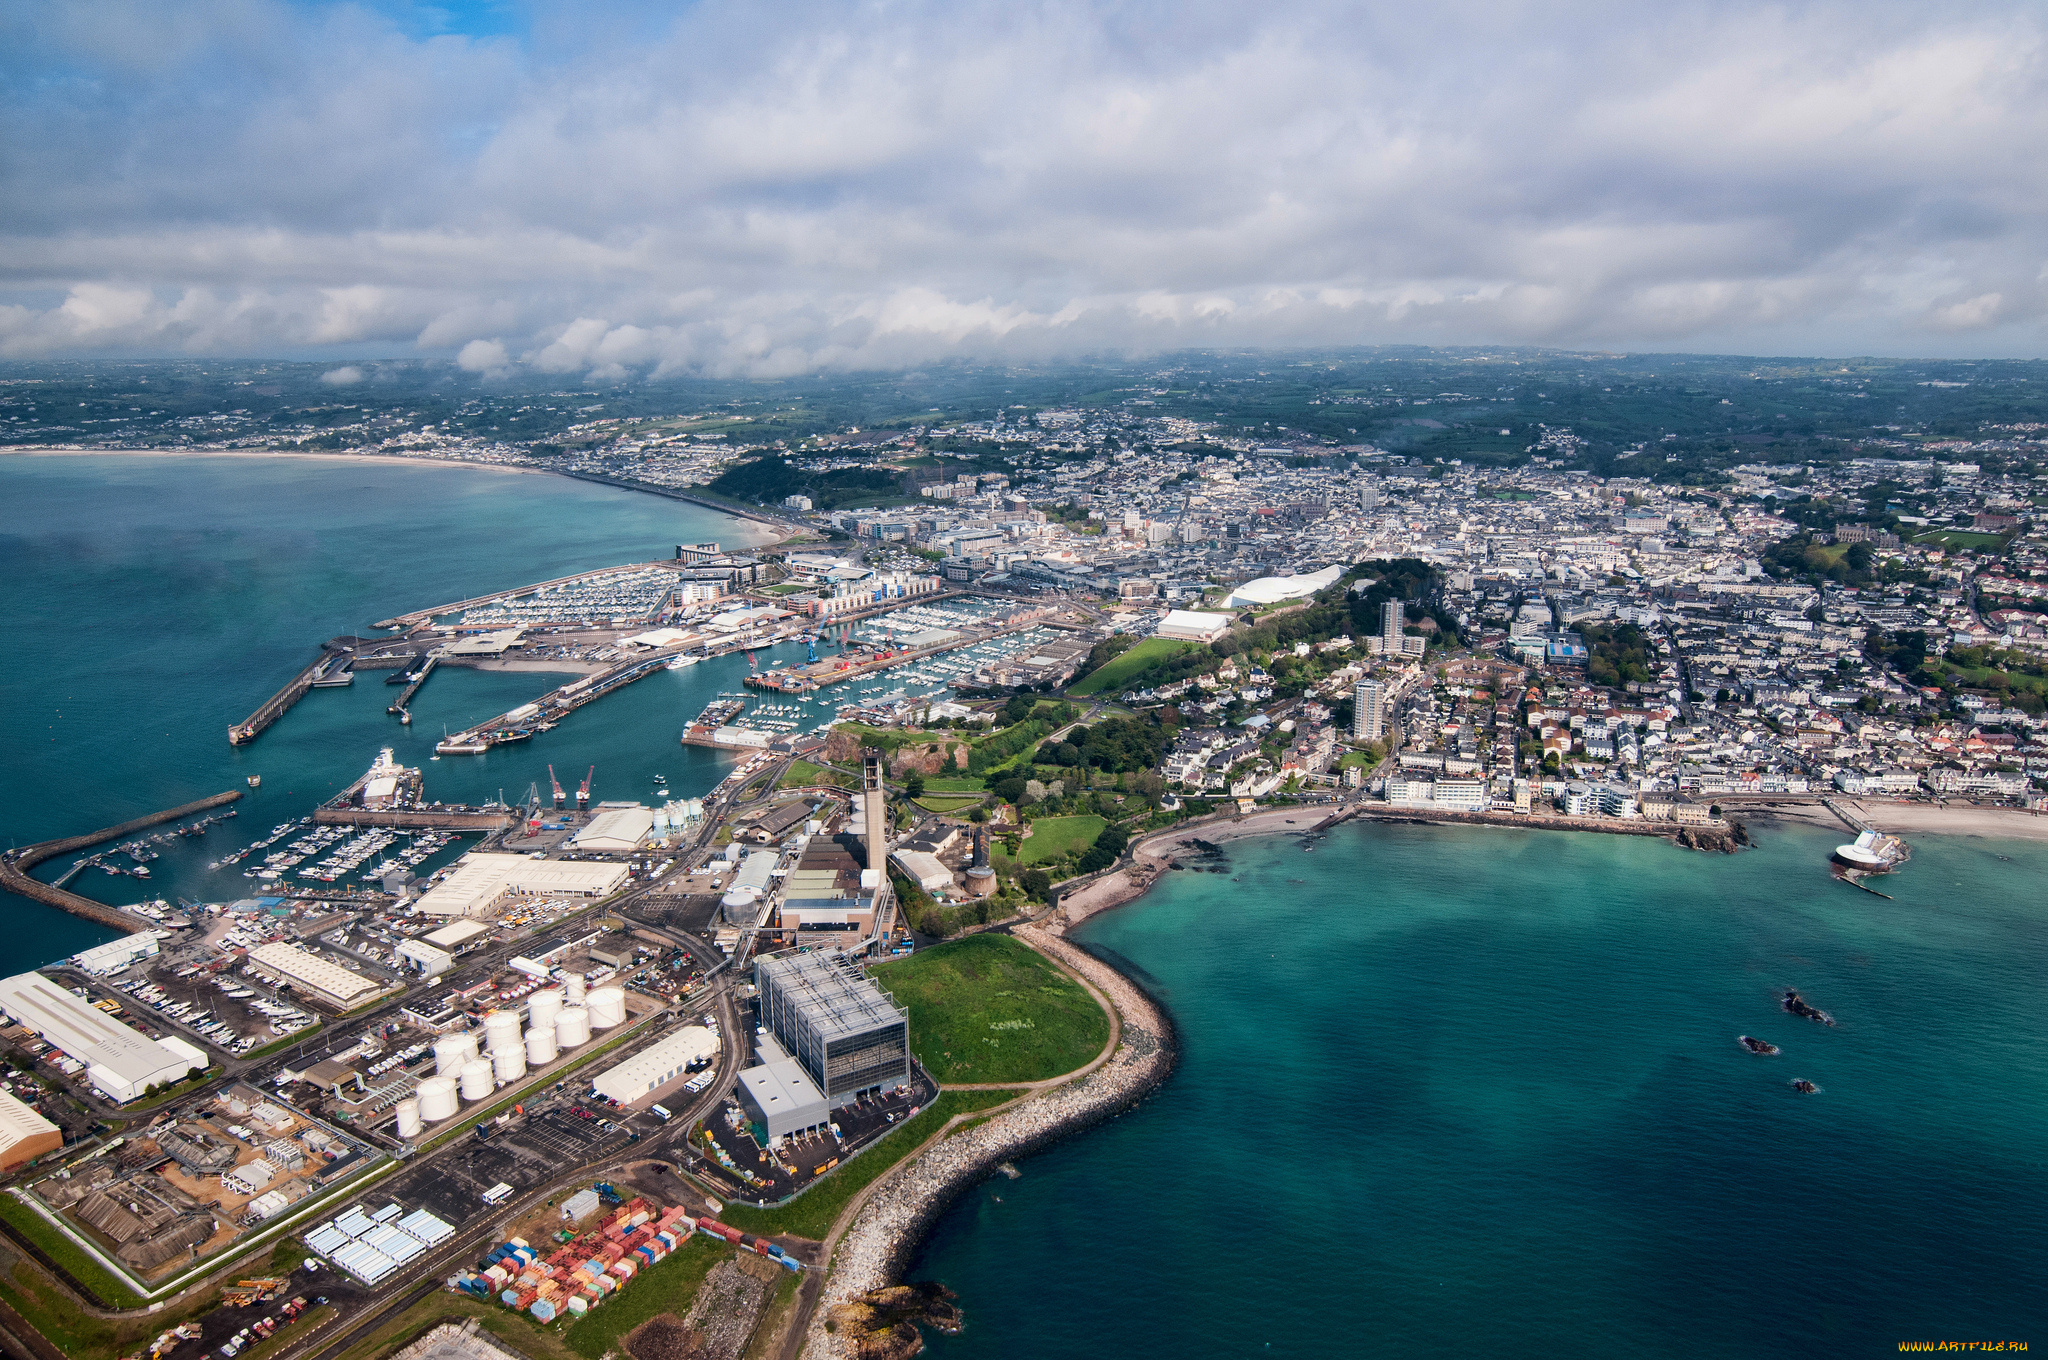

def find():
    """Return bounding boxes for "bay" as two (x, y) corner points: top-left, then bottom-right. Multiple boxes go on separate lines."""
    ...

(912, 819), (2048, 1355)
(0, 452), (778, 965)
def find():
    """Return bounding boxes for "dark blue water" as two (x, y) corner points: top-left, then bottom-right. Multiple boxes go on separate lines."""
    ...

(0, 452), (779, 963)
(913, 821), (2048, 1355)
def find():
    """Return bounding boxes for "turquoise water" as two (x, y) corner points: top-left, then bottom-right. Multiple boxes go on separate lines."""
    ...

(913, 821), (2048, 1355)
(11, 453), (2048, 1351)
(0, 452), (779, 962)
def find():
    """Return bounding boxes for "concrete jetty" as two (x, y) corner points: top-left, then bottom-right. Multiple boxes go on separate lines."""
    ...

(1, 790), (243, 934)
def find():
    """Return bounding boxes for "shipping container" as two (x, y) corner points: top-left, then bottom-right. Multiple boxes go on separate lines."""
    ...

(529, 1300), (556, 1324)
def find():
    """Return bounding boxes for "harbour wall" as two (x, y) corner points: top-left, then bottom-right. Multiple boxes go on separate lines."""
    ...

(806, 923), (1176, 1357)
(0, 790), (245, 935)
(311, 808), (515, 831)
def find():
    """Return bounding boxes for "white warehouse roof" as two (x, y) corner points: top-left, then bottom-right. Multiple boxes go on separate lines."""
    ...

(0, 972), (210, 1103)
(1157, 609), (1232, 642)
(248, 943), (380, 1006)
(414, 853), (630, 918)
(0, 1087), (61, 1170)
(570, 806), (655, 852)
(590, 1026), (719, 1105)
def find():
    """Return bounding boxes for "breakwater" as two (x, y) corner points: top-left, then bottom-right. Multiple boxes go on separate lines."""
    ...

(0, 790), (243, 934)
(805, 923), (1175, 1358)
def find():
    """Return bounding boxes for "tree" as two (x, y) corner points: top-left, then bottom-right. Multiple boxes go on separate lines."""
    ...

(904, 769), (926, 798)
(1021, 867), (1053, 900)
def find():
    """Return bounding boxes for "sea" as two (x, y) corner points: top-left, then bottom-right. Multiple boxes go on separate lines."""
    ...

(8, 452), (2047, 1353)
(912, 822), (2048, 1355)
(0, 451), (781, 954)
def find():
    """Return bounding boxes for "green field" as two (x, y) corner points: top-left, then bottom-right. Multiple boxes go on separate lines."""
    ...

(869, 934), (1111, 1084)
(921, 776), (985, 793)
(715, 1089), (1017, 1239)
(1018, 814), (1107, 863)
(1911, 529), (2009, 552)
(914, 795), (985, 813)
(779, 759), (851, 790)
(1068, 636), (1200, 695)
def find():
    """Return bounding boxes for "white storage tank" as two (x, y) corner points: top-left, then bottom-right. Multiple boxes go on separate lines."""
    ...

(483, 1009), (523, 1054)
(555, 1007), (591, 1049)
(492, 1046), (527, 1083)
(459, 1058), (495, 1102)
(434, 1033), (475, 1077)
(525, 1024), (558, 1065)
(566, 974), (587, 1005)
(587, 987), (626, 1030)
(394, 1098), (422, 1139)
(529, 988), (566, 1031)
(416, 1077), (459, 1123)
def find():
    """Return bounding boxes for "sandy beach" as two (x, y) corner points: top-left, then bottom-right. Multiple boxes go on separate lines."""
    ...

(0, 445), (790, 546)
(1738, 796), (2048, 842)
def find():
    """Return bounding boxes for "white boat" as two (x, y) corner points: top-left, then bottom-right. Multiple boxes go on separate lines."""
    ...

(667, 655), (700, 669)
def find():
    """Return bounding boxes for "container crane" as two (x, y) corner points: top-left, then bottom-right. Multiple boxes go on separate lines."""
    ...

(576, 765), (593, 809)
(547, 764), (566, 809)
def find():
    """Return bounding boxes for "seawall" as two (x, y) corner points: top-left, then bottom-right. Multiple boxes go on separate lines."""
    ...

(0, 790), (244, 935)
(804, 923), (1176, 1358)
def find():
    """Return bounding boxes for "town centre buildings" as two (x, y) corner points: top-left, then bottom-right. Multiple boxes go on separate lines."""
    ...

(0, 972), (210, 1103)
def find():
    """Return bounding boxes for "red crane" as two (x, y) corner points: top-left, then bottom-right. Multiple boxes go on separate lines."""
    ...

(547, 764), (565, 809)
(576, 765), (593, 809)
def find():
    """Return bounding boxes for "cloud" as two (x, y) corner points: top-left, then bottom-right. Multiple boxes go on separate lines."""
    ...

(319, 365), (363, 384)
(2, 0), (2046, 369)
(455, 338), (510, 375)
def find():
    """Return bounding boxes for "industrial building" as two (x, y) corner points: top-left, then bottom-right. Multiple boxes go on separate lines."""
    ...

(754, 951), (910, 1106)
(569, 805), (655, 852)
(413, 853), (631, 919)
(0, 1088), (61, 1171)
(589, 1026), (719, 1104)
(736, 1059), (828, 1139)
(395, 939), (454, 977)
(1156, 608), (1231, 642)
(0, 972), (211, 1103)
(248, 942), (381, 1008)
(69, 932), (166, 977)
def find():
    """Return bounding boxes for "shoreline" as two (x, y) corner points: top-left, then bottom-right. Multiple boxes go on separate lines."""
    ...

(805, 923), (1177, 1359)
(0, 445), (792, 547)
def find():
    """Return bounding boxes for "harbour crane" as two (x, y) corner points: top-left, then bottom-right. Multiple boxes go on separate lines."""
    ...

(547, 764), (566, 809)
(577, 765), (594, 809)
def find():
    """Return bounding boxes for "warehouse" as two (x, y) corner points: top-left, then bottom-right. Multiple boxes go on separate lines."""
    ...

(70, 932), (165, 976)
(1156, 609), (1232, 642)
(0, 1088), (61, 1171)
(736, 1059), (829, 1139)
(589, 1025), (720, 1105)
(569, 805), (655, 853)
(0, 972), (210, 1103)
(413, 853), (630, 919)
(754, 951), (910, 1106)
(247, 943), (381, 1008)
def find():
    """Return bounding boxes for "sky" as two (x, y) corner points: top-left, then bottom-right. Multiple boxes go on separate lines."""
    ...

(3, 0), (2046, 377)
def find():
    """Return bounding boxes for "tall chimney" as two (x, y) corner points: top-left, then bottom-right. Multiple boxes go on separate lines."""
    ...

(862, 749), (888, 871)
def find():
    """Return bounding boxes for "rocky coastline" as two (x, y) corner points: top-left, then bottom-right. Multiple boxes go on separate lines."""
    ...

(804, 923), (1176, 1360)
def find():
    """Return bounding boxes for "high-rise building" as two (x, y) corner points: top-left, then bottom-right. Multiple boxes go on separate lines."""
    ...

(1353, 679), (1384, 742)
(1380, 600), (1405, 653)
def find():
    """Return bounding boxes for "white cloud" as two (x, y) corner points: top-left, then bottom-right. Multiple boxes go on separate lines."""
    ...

(455, 338), (510, 375)
(1, 0), (2045, 368)
(319, 365), (363, 385)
